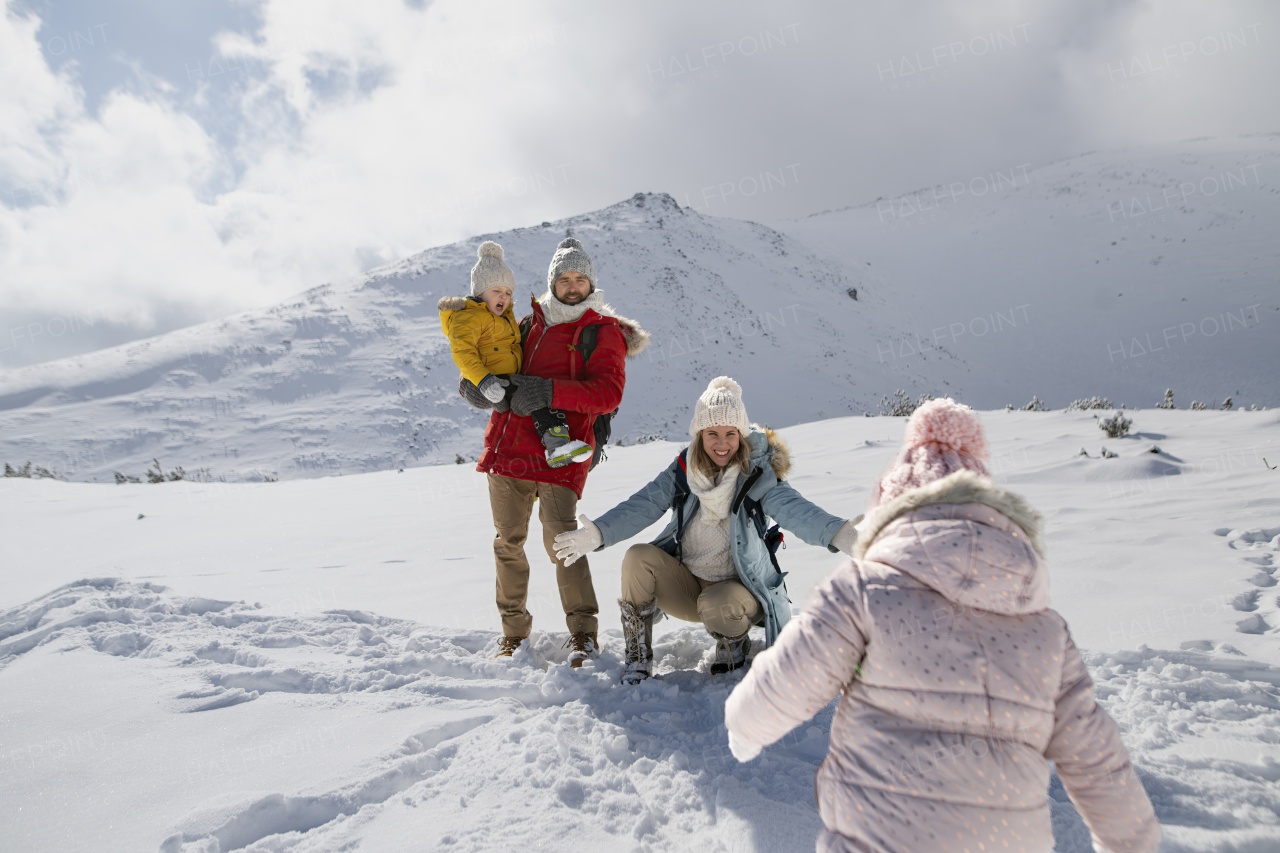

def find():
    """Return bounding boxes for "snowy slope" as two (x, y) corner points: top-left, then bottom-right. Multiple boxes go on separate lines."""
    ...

(0, 192), (919, 484)
(2, 410), (1278, 851)
(773, 135), (1280, 411)
(1, 137), (1277, 485)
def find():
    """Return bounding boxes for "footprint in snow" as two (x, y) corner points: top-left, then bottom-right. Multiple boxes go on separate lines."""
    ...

(1216, 525), (1280, 634)
(0, 578), (555, 713)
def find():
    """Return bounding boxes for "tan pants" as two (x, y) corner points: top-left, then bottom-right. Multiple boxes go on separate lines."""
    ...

(620, 543), (760, 638)
(488, 474), (598, 638)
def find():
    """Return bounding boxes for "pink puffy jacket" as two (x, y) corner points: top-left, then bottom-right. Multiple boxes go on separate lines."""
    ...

(725, 471), (1160, 853)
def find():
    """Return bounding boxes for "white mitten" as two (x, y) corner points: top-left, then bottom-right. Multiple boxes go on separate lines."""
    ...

(728, 730), (762, 762)
(831, 518), (860, 556)
(553, 515), (603, 566)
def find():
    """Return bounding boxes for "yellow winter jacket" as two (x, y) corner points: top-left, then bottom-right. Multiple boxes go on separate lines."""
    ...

(437, 296), (522, 385)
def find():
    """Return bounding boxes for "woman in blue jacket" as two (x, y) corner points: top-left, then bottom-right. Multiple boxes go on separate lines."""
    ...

(553, 377), (859, 684)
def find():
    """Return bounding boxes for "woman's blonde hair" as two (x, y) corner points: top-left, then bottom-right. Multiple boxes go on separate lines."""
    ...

(689, 428), (752, 480)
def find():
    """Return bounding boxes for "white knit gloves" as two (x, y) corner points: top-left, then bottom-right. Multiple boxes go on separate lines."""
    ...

(553, 515), (603, 566)
(831, 517), (862, 556)
(728, 730), (762, 762)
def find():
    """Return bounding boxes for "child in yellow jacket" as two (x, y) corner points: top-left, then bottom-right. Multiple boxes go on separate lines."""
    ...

(438, 241), (592, 468)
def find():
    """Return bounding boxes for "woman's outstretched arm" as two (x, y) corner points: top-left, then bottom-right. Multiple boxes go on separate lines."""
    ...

(591, 457), (681, 548)
(761, 480), (851, 552)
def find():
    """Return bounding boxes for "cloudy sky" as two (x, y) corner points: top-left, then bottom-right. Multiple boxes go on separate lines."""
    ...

(2, 0), (1277, 368)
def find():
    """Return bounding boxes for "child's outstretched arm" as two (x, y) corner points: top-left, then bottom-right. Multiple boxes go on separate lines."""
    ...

(1046, 633), (1161, 852)
(724, 560), (870, 760)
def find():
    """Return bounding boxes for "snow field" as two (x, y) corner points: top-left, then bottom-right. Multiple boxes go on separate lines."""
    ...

(0, 579), (831, 851)
(1, 409), (1278, 850)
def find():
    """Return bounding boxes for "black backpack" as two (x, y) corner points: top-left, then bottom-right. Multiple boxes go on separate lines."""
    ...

(519, 316), (615, 470)
(669, 449), (787, 587)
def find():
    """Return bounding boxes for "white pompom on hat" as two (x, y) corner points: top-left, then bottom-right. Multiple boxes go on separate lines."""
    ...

(546, 237), (596, 292)
(471, 240), (516, 298)
(689, 376), (751, 437)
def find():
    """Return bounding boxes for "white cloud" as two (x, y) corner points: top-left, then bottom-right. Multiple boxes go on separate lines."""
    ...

(1, 0), (1278, 369)
(0, 4), (82, 191)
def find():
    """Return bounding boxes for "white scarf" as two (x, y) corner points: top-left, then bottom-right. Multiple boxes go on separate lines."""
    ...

(681, 458), (739, 582)
(687, 461), (736, 521)
(539, 288), (607, 327)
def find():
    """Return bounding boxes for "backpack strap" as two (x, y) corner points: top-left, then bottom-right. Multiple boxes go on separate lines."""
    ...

(671, 450), (690, 560)
(575, 323), (600, 361)
(744, 493), (787, 595)
(734, 468), (788, 584)
(730, 468), (763, 515)
(732, 468), (773, 545)
(575, 323), (618, 469)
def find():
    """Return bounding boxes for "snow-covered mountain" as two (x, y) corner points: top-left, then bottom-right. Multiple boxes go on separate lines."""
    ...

(0, 193), (919, 482)
(774, 134), (1280, 411)
(1, 137), (1276, 483)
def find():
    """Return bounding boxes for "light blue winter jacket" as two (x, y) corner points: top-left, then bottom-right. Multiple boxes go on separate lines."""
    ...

(591, 427), (847, 645)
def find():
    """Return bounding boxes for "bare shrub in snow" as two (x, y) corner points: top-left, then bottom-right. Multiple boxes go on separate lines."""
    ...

(1098, 412), (1132, 438)
(144, 459), (186, 483)
(4, 462), (64, 480)
(879, 390), (933, 417)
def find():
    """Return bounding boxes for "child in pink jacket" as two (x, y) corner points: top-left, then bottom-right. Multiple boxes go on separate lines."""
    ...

(725, 399), (1160, 853)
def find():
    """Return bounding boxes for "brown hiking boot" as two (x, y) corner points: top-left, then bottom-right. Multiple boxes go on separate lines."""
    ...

(565, 632), (598, 668)
(619, 600), (655, 685)
(495, 636), (524, 658)
(709, 632), (752, 675)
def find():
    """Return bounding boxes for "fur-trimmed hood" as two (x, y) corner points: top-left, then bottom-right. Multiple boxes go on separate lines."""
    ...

(611, 312), (650, 358)
(436, 295), (471, 312)
(753, 425), (791, 481)
(855, 470), (1049, 615)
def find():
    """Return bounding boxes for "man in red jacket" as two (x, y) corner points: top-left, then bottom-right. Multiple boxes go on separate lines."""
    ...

(477, 237), (648, 667)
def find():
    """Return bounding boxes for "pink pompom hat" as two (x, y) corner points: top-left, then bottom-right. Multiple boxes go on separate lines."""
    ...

(873, 398), (990, 507)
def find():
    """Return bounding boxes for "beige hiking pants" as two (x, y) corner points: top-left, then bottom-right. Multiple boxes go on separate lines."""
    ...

(488, 474), (599, 638)
(620, 543), (760, 638)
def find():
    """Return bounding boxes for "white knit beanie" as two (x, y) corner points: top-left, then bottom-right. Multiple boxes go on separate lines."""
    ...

(689, 376), (750, 436)
(546, 237), (596, 292)
(471, 241), (516, 298)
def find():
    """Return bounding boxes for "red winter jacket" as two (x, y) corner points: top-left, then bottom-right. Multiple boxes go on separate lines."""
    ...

(477, 296), (639, 498)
